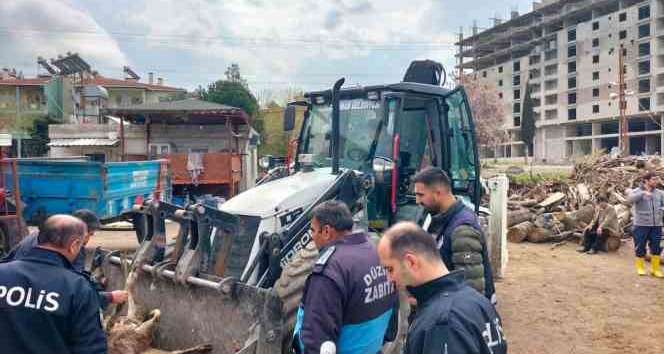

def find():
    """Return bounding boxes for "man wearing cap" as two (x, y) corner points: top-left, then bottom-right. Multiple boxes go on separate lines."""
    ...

(3, 209), (128, 307)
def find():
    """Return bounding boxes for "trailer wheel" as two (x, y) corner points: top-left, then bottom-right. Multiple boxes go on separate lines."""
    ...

(0, 226), (8, 257)
(273, 241), (318, 350)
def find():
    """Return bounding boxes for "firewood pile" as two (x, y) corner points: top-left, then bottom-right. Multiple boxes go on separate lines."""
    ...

(505, 153), (660, 250)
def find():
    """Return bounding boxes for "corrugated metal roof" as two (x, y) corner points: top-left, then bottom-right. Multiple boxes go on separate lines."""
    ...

(48, 138), (119, 147)
(107, 99), (241, 112)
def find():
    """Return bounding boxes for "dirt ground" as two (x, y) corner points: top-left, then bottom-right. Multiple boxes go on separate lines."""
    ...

(497, 241), (664, 354)
(88, 227), (664, 354)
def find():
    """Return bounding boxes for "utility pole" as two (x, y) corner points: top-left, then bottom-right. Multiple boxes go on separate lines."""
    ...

(458, 27), (464, 79)
(619, 45), (627, 156)
(15, 86), (21, 158)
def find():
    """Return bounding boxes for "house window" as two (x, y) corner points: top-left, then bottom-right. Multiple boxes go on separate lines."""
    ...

(592, 21), (599, 30)
(498, 92), (503, 99)
(568, 92), (577, 105)
(592, 55), (599, 64)
(622, 48), (627, 57)
(593, 71), (600, 80)
(514, 116), (521, 127)
(568, 28), (576, 42)
(568, 76), (577, 89)
(592, 38), (599, 47)
(639, 97), (650, 111)
(498, 66), (503, 73)
(639, 78), (651, 93)
(513, 75), (521, 86)
(513, 102), (520, 113)
(499, 79), (503, 87)
(514, 89), (521, 100)
(639, 60), (651, 75)
(190, 147), (209, 153)
(593, 105), (600, 113)
(149, 144), (171, 156)
(513, 61), (521, 72)
(131, 97), (142, 105)
(639, 42), (651, 57)
(639, 24), (650, 38)
(593, 88), (600, 98)
(619, 12), (626, 22)
(619, 30), (627, 40)
(568, 45), (576, 58)
(638, 5), (650, 20)
(482, 71), (487, 78)
(568, 61), (576, 73)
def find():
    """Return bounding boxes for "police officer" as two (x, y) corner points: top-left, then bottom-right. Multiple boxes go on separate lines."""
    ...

(0, 214), (107, 354)
(378, 222), (507, 354)
(4, 209), (129, 308)
(292, 201), (398, 354)
(413, 167), (497, 304)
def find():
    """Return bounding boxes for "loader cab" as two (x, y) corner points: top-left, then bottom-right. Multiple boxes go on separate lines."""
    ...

(292, 82), (480, 230)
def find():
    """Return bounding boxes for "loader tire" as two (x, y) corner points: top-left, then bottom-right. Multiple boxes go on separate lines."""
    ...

(274, 241), (318, 349)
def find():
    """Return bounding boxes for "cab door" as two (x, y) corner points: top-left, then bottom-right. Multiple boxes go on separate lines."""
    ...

(442, 88), (481, 211)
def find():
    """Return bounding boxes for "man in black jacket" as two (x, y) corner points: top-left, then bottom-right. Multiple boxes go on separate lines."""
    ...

(413, 168), (497, 304)
(0, 215), (107, 354)
(377, 222), (506, 354)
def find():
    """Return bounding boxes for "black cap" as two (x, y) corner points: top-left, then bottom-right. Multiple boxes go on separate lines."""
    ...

(73, 209), (101, 231)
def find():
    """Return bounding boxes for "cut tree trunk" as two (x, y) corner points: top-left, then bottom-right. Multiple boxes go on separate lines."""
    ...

(537, 192), (565, 208)
(527, 227), (556, 243)
(507, 221), (535, 243)
(607, 236), (621, 252)
(508, 209), (534, 227)
(556, 205), (596, 231)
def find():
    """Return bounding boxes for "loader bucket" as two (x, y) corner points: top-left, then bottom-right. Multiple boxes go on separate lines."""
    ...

(98, 251), (284, 354)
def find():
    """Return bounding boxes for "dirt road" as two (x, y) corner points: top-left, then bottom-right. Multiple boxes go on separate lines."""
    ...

(497, 241), (664, 354)
(89, 228), (663, 353)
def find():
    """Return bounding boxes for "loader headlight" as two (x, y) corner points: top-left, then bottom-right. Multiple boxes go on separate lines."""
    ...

(259, 155), (272, 169)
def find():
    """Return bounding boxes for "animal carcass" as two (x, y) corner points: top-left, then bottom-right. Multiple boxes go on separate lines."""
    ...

(106, 271), (212, 354)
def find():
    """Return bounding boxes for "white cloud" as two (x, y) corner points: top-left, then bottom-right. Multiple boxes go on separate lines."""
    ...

(0, 0), (128, 73)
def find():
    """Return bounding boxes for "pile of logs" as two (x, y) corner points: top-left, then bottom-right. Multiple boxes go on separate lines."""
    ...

(504, 152), (660, 250)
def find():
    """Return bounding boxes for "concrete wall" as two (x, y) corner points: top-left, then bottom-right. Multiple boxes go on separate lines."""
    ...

(148, 124), (249, 153)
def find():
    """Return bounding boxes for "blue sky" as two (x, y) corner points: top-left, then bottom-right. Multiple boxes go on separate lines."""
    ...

(1, 0), (535, 101)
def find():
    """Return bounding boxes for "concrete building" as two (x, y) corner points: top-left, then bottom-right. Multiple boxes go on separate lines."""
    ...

(0, 68), (49, 132)
(458, 0), (664, 161)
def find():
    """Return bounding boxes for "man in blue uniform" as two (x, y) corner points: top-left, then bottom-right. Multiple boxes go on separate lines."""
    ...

(3, 209), (128, 307)
(378, 222), (507, 354)
(292, 201), (398, 354)
(0, 214), (107, 354)
(413, 167), (497, 304)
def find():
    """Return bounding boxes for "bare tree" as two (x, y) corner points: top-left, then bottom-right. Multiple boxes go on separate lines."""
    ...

(455, 73), (507, 159)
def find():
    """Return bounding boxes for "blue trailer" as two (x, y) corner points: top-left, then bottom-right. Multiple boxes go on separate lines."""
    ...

(6, 159), (171, 225)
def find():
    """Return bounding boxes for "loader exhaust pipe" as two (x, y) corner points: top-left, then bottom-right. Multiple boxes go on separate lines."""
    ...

(331, 78), (345, 175)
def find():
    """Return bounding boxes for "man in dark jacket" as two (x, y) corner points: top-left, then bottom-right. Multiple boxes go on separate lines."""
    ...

(292, 201), (398, 354)
(3, 209), (128, 307)
(378, 222), (507, 354)
(0, 214), (107, 354)
(413, 167), (497, 303)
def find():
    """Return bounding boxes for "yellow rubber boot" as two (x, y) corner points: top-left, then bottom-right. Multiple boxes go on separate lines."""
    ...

(651, 255), (664, 278)
(636, 257), (647, 276)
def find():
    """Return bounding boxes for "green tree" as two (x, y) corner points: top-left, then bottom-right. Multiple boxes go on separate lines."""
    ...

(199, 64), (258, 117)
(520, 81), (536, 160)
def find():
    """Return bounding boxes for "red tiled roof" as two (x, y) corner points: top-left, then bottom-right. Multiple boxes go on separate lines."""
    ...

(0, 78), (50, 87)
(85, 77), (182, 92)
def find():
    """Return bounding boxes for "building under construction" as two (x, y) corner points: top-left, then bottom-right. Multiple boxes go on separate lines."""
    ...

(458, 0), (664, 161)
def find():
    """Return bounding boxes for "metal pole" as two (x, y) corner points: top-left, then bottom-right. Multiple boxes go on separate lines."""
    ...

(458, 27), (464, 79)
(619, 46), (627, 156)
(15, 87), (21, 158)
(120, 115), (126, 162)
